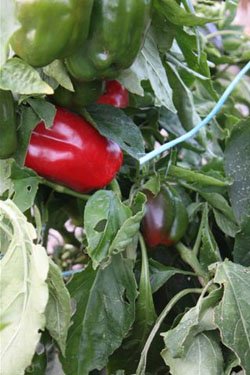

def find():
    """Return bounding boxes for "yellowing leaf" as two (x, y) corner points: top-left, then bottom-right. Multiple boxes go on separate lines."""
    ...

(0, 199), (49, 375)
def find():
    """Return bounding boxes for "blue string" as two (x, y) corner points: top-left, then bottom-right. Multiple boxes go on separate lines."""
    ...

(62, 269), (83, 278)
(139, 61), (250, 166)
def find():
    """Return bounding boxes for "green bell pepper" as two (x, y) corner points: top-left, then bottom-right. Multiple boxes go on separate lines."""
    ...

(0, 90), (17, 159)
(66, 0), (152, 81)
(10, 0), (94, 67)
(51, 78), (104, 110)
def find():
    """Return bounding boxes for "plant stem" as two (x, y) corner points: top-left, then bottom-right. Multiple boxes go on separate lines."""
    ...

(193, 216), (204, 257)
(42, 179), (90, 200)
(136, 287), (203, 375)
(206, 30), (243, 40)
(168, 165), (228, 187)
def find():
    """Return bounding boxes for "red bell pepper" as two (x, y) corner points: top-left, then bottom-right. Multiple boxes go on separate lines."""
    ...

(97, 80), (129, 108)
(25, 107), (123, 192)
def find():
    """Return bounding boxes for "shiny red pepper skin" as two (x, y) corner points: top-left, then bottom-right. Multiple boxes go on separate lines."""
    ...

(96, 80), (129, 108)
(25, 107), (123, 192)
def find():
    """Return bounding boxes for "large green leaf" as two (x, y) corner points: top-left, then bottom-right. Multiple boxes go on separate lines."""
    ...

(62, 255), (137, 374)
(119, 29), (176, 112)
(45, 260), (71, 356)
(161, 287), (222, 359)
(0, 199), (49, 375)
(84, 191), (146, 269)
(224, 119), (250, 223)
(161, 331), (224, 375)
(212, 260), (250, 374)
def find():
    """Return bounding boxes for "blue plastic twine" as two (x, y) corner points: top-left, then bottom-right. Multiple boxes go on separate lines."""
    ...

(139, 61), (250, 166)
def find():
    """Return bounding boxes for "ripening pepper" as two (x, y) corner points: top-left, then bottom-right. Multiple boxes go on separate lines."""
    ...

(96, 80), (129, 108)
(52, 78), (105, 110)
(10, 0), (94, 67)
(66, 0), (152, 81)
(0, 90), (17, 159)
(25, 107), (123, 192)
(142, 185), (188, 247)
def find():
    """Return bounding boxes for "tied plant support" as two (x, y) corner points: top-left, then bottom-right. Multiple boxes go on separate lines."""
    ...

(139, 61), (250, 165)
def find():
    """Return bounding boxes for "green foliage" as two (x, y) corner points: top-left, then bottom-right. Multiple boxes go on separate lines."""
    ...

(1, 1), (250, 374)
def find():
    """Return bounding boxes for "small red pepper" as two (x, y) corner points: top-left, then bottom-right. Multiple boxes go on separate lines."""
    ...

(142, 186), (188, 248)
(96, 80), (129, 108)
(25, 107), (123, 192)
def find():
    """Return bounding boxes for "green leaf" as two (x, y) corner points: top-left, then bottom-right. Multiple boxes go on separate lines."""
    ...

(211, 260), (250, 374)
(233, 215), (250, 266)
(165, 62), (202, 133)
(84, 191), (146, 269)
(86, 105), (145, 160)
(45, 260), (71, 356)
(43, 60), (74, 92)
(10, 162), (40, 212)
(200, 192), (239, 237)
(149, 259), (194, 293)
(201, 192), (237, 222)
(136, 236), (156, 337)
(161, 331), (224, 375)
(27, 98), (56, 128)
(154, 0), (213, 27)
(0, 199), (49, 375)
(161, 287), (222, 359)
(0, 0), (19, 67)
(213, 208), (239, 238)
(0, 57), (54, 95)
(224, 119), (250, 223)
(107, 237), (157, 374)
(142, 175), (161, 195)
(62, 255), (137, 374)
(109, 193), (146, 256)
(14, 106), (40, 166)
(199, 204), (221, 270)
(25, 350), (47, 375)
(119, 29), (176, 112)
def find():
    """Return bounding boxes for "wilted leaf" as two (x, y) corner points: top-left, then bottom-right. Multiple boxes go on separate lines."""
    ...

(161, 287), (222, 359)
(0, 57), (53, 95)
(0, 199), (49, 375)
(0, 0), (19, 67)
(161, 331), (224, 375)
